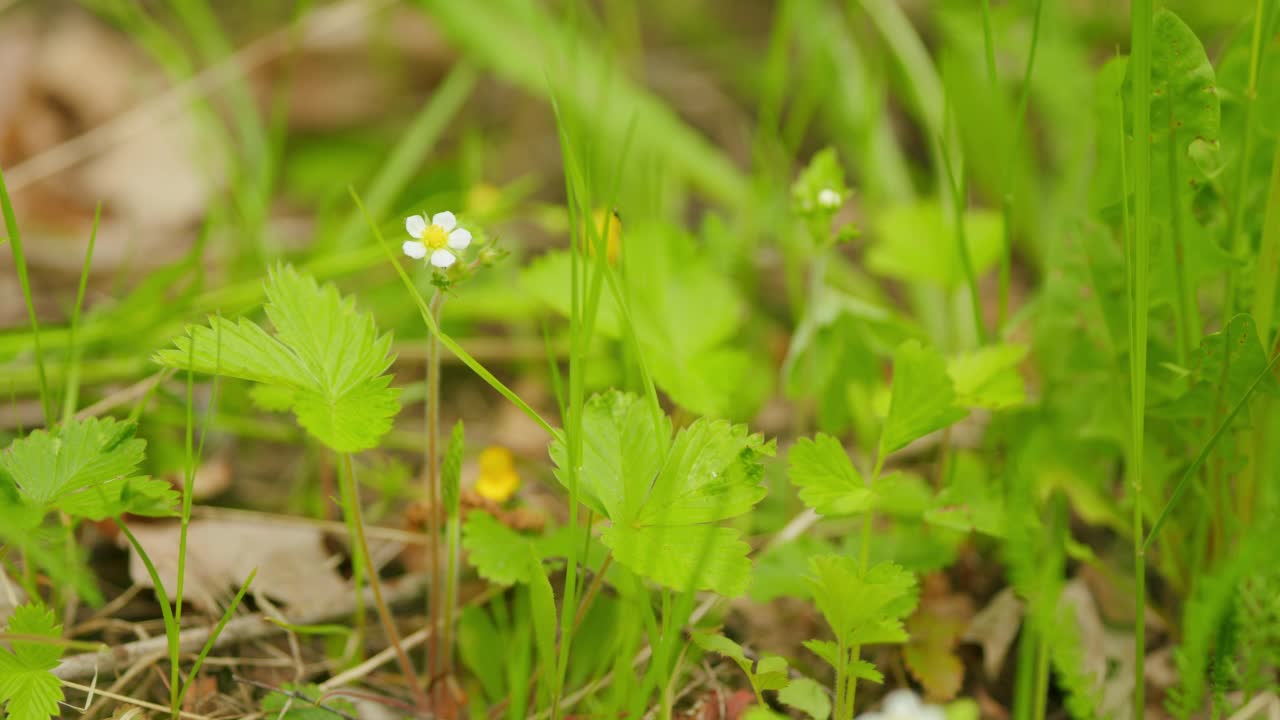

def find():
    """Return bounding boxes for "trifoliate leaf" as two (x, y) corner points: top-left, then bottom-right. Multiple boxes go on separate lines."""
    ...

(778, 678), (831, 720)
(948, 344), (1028, 410)
(880, 341), (967, 456)
(156, 264), (401, 453)
(807, 555), (918, 650)
(0, 603), (64, 720)
(868, 202), (1003, 288)
(0, 417), (176, 519)
(554, 393), (769, 597)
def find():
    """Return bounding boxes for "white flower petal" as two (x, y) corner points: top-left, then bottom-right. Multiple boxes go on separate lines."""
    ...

(405, 213), (428, 238)
(818, 188), (841, 208)
(882, 690), (921, 717)
(920, 708), (947, 720)
(431, 211), (457, 232)
(447, 227), (472, 250)
(403, 240), (427, 259)
(430, 249), (457, 268)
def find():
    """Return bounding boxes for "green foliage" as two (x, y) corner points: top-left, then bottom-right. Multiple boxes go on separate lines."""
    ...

(0, 603), (64, 720)
(948, 344), (1028, 410)
(880, 341), (967, 457)
(807, 555), (918, 651)
(551, 391), (770, 597)
(0, 417), (175, 520)
(868, 202), (1004, 288)
(778, 677), (831, 720)
(156, 264), (401, 453)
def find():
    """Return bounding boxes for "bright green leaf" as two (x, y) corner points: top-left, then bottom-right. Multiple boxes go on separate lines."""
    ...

(601, 523), (753, 598)
(807, 555), (918, 649)
(755, 654), (790, 691)
(868, 202), (1003, 288)
(788, 434), (871, 516)
(779, 677), (831, 720)
(0, 418), (175, 520)
(442, 421), (465, 517)
(157, 264), (401, 453)
(0, 603), (64, 720)
(880, 341), (967, 456)
(948, 344), (1028, 410)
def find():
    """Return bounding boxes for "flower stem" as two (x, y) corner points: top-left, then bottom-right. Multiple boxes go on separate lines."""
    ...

(424, 290), (447, 708)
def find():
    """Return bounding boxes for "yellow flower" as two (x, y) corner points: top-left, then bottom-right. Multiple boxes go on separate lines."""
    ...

(475, 446), (520, 503)
(587, 208), (622, 264)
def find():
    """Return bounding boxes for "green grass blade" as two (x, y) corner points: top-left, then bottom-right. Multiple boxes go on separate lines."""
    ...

(0, 166), (53, 425)
(60, 204), (102, 423)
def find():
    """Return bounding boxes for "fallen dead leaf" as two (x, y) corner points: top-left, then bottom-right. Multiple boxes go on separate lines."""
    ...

(904, 573), (975, 701)
(961, 587), (1023, 679)
(0, 571), (25, 627)
(123, 517), (350, 615)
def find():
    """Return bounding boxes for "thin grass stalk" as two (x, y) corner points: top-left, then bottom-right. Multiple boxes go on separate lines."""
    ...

(0, 167), (52, 425)
(1128, 0), (1155, 713)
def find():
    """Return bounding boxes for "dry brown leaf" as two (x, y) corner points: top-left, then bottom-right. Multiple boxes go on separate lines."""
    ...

(904, 574), (975, 701)
(961, 587), (1023, 678)
(124, 518), (349, 615)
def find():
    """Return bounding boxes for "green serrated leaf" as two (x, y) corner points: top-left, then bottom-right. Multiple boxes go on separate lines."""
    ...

(637, 418), (768, 526)
(778, 678), (831, 720)
(550, 391), (668, 520)
(0, 417), (173, 520)
(558, 392), (768, 597)
(692, 631), (750, 669)
(157, 264), (401, 454)
(788, 434), (871, 516)
(602, 523), (753, 598)
(807, 555), (918, 649)
(880, 341), (967, 456)
(0, 603), (64, 720)
(462, 511), (538, 586)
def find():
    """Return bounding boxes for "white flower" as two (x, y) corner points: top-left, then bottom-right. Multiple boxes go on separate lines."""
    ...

(818, 187), (842, 209)
(855, 690), (946, 720)
(403, 211), (473, 269)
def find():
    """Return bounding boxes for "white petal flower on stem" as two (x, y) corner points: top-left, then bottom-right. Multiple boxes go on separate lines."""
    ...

(855, 690), (946, 720)
(403, 210), (473, 268)
(818, 187), (842, 209)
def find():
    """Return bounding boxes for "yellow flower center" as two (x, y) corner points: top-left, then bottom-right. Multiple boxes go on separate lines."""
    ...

(422, 224), (450, 250)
